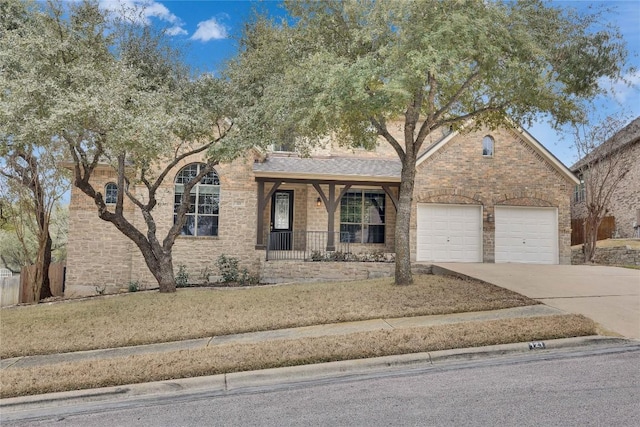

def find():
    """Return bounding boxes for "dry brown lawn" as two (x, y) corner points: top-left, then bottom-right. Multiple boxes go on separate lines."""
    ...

(0, 275), (536, 358)
(0, 314), (596, 398)
(571, 238), (640, 250)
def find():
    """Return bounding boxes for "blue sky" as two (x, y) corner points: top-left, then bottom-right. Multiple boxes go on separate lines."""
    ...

(97, 0), (640, 166)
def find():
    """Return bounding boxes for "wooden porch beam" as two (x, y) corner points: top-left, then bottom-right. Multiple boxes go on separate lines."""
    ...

(256, 177), (399, 187)
(382, 185), (399, 211)
(256, 180), (282, 248)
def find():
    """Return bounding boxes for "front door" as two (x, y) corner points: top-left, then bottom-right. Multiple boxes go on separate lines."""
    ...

(270, 190), (294, 250)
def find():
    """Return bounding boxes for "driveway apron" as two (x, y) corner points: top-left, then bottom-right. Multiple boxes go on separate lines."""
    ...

(434, 263), (640, 339)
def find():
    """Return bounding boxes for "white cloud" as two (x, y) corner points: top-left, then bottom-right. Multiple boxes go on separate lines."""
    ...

(98, 0), (187, 35)
(166, 26), (188, 36)
(191, 18), (228, 42)
(599, 70), (640, 104)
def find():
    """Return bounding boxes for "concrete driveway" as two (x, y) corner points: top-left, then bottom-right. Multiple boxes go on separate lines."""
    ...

(434, 263), (640, 340)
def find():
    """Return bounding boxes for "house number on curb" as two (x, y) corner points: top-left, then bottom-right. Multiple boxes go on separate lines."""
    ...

(528, 341), (546, 350)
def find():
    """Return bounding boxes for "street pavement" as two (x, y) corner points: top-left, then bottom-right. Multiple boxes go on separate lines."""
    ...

(2, 342), (639, 425)
(2, 262), (639, 419)
(434, 263), (640, 339)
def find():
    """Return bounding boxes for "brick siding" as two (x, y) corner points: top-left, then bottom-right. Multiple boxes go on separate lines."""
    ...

(571, 142), (640, 238)
(66, 125), (575, 294)
(414, 126), (574, 264)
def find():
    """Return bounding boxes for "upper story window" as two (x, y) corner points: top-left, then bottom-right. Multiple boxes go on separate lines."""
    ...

(174, 163), (220, 237)
(573, 180), (585, 203)
(482, 135), (494, 157)
(272, 132), (296, 152)
(105, 182), (118, 205)
(340, 190), (385, 244)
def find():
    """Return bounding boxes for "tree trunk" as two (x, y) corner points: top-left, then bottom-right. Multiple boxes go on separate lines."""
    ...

(583, 214), (602, 263)
(138, 245), (176, 293)
(39, 234), (53, 299)
(394, 159), (417, 286)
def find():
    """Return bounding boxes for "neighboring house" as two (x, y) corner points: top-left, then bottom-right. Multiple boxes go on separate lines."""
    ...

(65, 123), (579, 295)
(570, 117), (640, 240)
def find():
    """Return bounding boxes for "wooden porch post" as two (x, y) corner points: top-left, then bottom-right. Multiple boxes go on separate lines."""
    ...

(256, 179), (283, 248)
(256, 180), (266, 249)
(313, 182), (352, 252)
(326, 184), (336, 251)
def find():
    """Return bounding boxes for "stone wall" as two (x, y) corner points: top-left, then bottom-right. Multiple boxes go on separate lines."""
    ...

(260, 260), (396, 284)
(571, 141), (639, 239)
(65, 152), (264, 295)
(571, 245), (640, 266)
(66, 123), (576, 295)
(413, 126), (574, 264)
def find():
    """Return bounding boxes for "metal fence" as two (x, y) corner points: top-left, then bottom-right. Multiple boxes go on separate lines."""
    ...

(266, 231), (352, 261)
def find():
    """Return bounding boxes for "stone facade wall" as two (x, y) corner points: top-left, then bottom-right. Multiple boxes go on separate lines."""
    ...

(571, 245), (640, 266)
(66, 124), (576, 294)
(413, 126), (574, 264)
(571, 141), (639, 239)
(260, 260), (395, 284)
(66, 152), (264, 295)
(65, 167), (136, 296)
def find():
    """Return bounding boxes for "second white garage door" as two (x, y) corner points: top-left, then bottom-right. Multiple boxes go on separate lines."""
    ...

(495, 206), (558, 264)
(416, 204), (482, 262)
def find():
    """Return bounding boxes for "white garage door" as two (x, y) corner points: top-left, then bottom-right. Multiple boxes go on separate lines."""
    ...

(416, 204), (482, 262)
(495, 206), (558, 264)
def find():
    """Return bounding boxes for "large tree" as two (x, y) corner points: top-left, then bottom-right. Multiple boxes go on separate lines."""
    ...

(0, 0), (70, 300)
(0, 147), (69, 300)
(572, 115), (634, 263)
(227, 0), (627, 285)
(1, 0), (241, 293)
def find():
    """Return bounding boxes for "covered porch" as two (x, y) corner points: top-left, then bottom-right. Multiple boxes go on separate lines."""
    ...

(253, 156), (402, 261)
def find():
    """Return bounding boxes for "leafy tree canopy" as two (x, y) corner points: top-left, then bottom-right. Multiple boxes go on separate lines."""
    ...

(1, 0), (241, 292)
(228, 0), (627, 156)
(227, 0), (628, 285)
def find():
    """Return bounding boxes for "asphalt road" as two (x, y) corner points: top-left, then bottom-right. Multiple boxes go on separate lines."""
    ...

(4, 347), (640, 426)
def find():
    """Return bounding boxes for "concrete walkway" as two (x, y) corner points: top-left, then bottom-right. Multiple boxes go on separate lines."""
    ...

(434, 263), (640, 339)
(1, 305), (564, 370)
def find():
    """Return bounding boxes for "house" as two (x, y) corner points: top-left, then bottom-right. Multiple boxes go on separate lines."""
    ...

(570, 117), (640, 240)
(65, 123), (579, 295)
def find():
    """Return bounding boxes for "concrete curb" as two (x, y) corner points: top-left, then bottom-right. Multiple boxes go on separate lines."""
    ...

(0, 304), (565, 370)
(2, 335), (636, 414)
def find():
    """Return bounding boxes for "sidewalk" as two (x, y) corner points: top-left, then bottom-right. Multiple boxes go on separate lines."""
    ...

(1, 304), (564, 370)
(3, 302), (639, 417)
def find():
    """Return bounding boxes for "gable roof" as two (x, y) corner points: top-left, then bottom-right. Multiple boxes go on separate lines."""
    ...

(253, 156), (401, 182)
(416, 121), (580, 185)
(571, 116), (640, 172)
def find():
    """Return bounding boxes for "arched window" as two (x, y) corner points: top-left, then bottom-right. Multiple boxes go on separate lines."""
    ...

(105, 182), (118, 204)
(174, 163), (220, 237)
(482, 135), (494, 157)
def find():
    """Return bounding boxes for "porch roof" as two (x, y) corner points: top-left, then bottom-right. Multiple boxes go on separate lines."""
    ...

(253, 156), (401, 182)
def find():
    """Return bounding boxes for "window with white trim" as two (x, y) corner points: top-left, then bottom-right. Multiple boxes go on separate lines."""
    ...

(174, 163), (220, 237)
(573, 180), (585, 203)
(105, 182), (118, 205)
(340, 190), (385, 243)
(482, 135), (494, 157)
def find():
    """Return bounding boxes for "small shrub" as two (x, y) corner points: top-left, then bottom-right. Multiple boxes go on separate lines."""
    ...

(310, 250), (324, 261)
(239, 268), (260, 285)
(199, 265), (214, 285)
(216, 254), (239, 283)
(175, 264), (189, 288)
(127, 281), (140, 293)
(95, 285), (106, 295)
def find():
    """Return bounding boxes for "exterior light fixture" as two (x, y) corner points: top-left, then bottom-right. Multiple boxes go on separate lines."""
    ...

(316, 197), (322, 207)
(487, 213), (494, 223)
